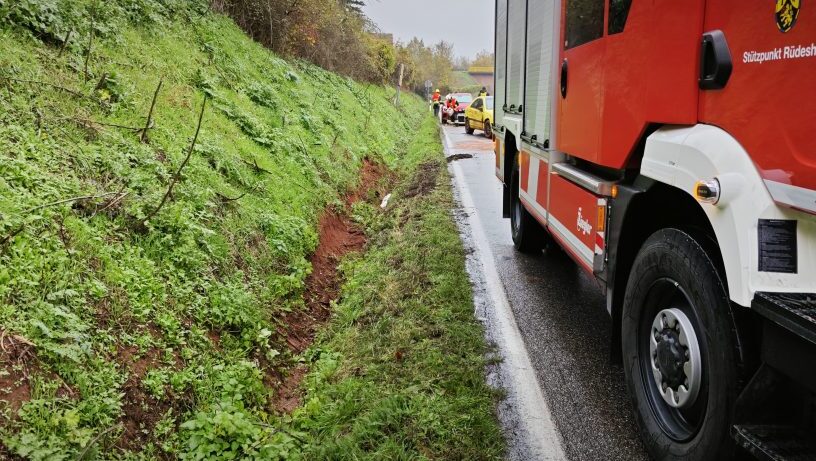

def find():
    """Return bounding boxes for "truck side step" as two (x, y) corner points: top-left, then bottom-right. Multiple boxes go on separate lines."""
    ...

(732, 425), (816, 461)
(752, 292), (816, 345)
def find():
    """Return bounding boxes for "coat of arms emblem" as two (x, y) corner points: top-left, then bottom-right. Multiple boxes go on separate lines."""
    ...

(776, 0), (801, 32)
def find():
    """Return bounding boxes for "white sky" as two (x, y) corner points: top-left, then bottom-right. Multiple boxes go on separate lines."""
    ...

(364, 0), (494, 59)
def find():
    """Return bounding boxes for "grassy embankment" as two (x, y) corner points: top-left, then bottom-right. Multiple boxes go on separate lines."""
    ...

(284, 116), (504, 459)
(0, 3), (503, 459)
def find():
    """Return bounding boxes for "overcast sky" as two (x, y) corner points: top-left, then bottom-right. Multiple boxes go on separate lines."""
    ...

(364, 0), (494, 59)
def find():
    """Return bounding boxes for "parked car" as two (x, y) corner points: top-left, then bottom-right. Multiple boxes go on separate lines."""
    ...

(441, 93), (473, 125)
(464, 95), (494, 138)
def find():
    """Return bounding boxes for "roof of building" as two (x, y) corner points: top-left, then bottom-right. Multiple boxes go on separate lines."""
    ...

(467, 66), (494, 75)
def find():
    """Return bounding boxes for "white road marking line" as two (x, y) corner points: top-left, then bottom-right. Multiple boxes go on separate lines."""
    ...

(442, 127), (567, 460)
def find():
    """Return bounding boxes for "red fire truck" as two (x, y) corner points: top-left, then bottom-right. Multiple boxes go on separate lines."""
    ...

(493, 0), (816, 459)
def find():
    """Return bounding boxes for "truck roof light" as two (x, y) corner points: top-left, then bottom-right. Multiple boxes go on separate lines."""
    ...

(693, 179), (720, 204)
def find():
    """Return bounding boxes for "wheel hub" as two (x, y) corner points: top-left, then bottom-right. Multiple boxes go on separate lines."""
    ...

(655, 330), (685, 388)
(649, 308), (702, 408)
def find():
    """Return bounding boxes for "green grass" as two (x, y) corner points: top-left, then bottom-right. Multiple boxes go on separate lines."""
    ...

(285, 116), (505, 460)
(0, 5), (503, 460)
(452, 70), (478, 88)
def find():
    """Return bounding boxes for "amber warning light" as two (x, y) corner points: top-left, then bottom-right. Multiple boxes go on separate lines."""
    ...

(693, 179), (720, 204)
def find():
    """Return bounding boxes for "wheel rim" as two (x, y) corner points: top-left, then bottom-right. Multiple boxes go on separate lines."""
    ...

(485, 122), (492, 137)
(649, 308), (702, 409)
(638, 279), (708, 441)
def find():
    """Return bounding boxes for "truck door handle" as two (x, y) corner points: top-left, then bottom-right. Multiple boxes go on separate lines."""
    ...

(699, 30), (732, 90)
(560, 59), (568, 98)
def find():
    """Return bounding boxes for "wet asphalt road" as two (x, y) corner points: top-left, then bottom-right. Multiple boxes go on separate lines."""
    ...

(442, 124), (649, 461)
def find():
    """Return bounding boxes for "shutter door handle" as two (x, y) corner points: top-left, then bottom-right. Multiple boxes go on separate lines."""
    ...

(560, 59), (568, 98)
(699, 30), (732, 90)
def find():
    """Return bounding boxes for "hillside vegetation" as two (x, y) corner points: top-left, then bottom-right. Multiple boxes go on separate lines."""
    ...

(286, 117), (504, 460)
(213, 0), (396, 84)
(0, 1), (496, 458)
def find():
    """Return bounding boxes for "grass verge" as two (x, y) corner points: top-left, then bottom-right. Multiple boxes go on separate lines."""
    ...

(285, 116), (505, 460)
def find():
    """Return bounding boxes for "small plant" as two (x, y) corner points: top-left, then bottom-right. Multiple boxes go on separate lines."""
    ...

(178, 401), (296, 461)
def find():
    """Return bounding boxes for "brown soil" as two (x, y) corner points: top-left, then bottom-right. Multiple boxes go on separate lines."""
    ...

(345, 158), (391, 205)
(0, 333), (35, 416)
(95, 307), (184, 451)
(0, 332), (73, 421)
(115, 345), (181, 453)
(0, 443), (24, 461)
(270, 158), (387, 413)
(404, 161), (440, 199)
(269, 365), (307, 414)
(446, 153), (473, 163)
(207, 330), (222, 350)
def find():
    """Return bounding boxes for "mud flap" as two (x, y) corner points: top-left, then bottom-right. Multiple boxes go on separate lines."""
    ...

(502, 183), (511, 218)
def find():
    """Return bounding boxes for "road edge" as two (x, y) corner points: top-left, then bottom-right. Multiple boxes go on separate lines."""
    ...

(442, 128), (567, 461)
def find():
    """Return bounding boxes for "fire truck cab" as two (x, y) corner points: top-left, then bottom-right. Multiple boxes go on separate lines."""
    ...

(493, 0), (816, 458)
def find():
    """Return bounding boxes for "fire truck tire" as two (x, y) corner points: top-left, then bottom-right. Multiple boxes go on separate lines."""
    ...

(465, 118), (475, 135)
(622, 228), (738, 461)
(510, 159), (543, 253)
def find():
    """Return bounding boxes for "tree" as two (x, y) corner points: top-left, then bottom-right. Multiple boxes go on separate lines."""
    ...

(212, 0), (389, 83)
(471, 50), (494, 68)
(453, 56), (471, 71)
(368, 37), (396, 84)
(395, 38), (455, 95)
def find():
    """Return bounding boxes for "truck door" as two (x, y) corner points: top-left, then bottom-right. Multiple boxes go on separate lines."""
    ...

(557, 0), (606, 164)
(700, 0), (816, 213)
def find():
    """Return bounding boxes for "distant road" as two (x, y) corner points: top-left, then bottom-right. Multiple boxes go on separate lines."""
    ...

(443, 124), (649, 461)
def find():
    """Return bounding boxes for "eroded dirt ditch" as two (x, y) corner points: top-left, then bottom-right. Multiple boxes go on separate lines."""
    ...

(0, 160), (393, 449)
(269, 159), (391, 413)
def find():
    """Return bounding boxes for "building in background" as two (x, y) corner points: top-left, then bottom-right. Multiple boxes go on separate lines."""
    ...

(467, 66), (494, 94)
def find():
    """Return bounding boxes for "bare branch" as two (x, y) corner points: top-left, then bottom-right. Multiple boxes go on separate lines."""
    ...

(218, 180), (265, 202)
(77, 425), (119, 461)
(84, 28), (94, 82)
(0, 76), (86, 99)
(0, 225), (25, 248)
(144, 95), (208, 224)
(66, 117), (142, 132)
(24, 191), (118, 214)
(93, 72), (108, 92)
(140, 79), (163, 143)
(58, 30), (73, 57)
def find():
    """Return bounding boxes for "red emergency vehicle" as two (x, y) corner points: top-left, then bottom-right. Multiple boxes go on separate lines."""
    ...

(493, 0), (816, 459)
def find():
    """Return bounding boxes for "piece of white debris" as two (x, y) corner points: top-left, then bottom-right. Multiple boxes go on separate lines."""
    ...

(380, 193), (392, 209)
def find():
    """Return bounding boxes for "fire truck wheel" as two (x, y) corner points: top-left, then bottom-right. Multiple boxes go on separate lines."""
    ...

(465, 118), (475, 135)
(622, 228), (738, 461)
(510, 159), (543, 253)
